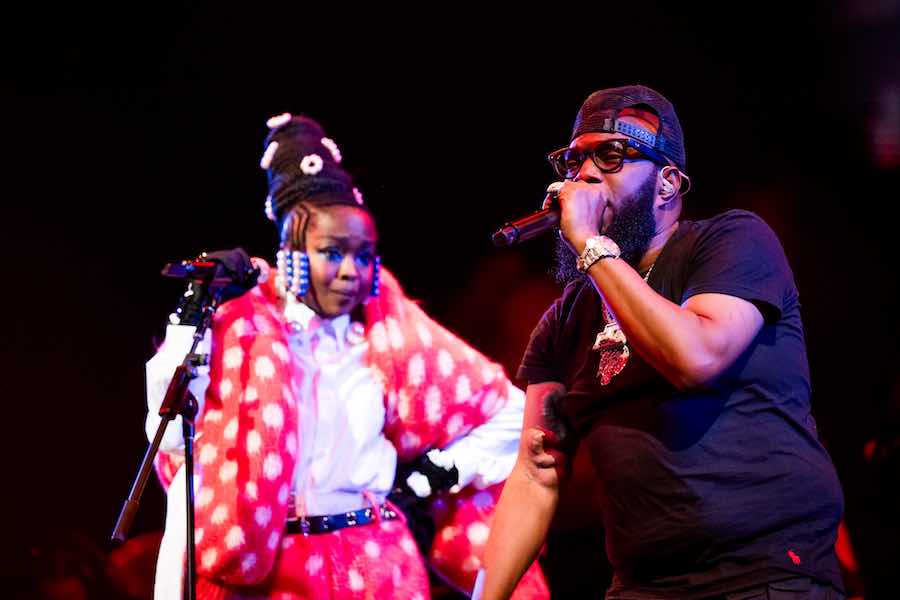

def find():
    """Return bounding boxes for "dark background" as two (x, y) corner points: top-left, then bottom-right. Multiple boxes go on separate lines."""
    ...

(2, 2), (898, 598)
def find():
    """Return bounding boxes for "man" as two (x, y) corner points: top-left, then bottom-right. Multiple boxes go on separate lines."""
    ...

(481, 85), (845, 599)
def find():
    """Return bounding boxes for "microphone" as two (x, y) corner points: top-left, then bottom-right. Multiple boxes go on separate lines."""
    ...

(162, 248), (260, 301)
(492, 182), (564, 247)
(161, 259), (234, 287)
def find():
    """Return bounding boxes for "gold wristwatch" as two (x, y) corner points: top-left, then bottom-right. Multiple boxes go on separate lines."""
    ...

(576, 235), (621, 273)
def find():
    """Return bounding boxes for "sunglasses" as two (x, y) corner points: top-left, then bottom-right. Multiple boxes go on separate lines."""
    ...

(547, 138), (669, 179)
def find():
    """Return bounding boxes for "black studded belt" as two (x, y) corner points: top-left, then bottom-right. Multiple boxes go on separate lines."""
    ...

(285, 503), (400, 535)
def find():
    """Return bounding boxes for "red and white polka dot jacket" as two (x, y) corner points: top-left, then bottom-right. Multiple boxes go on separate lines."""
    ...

(154, 262), (515, 587)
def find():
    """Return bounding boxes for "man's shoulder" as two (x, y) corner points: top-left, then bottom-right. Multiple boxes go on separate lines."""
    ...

(679, 209), (780, 248)
(687, 208), (770, 232)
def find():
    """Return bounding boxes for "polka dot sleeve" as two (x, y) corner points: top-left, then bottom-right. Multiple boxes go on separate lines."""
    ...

(190, 289), (298, 585)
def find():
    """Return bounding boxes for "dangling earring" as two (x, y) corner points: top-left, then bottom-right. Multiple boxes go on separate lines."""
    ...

(277, 249), (309, 297)
(276, 249), (288, 293)
(291, 251), (310, 297)
(370, 256), (381, 297)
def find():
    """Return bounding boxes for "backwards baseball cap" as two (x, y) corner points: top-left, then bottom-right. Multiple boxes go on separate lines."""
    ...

(571, 84), (686, 172)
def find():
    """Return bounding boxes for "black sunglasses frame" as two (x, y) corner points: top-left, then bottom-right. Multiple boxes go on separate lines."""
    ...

(547, 138), (669, 179)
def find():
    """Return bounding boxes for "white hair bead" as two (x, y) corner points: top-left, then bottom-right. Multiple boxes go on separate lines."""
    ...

(266, 113), (292, 129)
(260, 141), (279, 169)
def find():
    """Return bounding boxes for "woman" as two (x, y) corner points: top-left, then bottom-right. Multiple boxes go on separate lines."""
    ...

(145, 115), (548, 599)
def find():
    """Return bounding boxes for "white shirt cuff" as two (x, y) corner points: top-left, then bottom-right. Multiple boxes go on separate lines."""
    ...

(440, 381), (525, 490)
(145, 325), (212, 453)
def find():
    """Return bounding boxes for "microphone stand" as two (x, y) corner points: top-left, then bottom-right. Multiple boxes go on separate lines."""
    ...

(112, 280), (223, 600)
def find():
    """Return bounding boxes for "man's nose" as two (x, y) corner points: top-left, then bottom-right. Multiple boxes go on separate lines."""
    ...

(575, 156), (603, 183)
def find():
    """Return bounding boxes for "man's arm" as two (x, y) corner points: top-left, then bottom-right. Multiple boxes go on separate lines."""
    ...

(482, 381), (567, 600)
(556, 182), (768, 390)
(583, 256), (764, 389)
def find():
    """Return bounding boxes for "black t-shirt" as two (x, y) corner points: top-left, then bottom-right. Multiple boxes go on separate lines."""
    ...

(519, 210), (844, 597)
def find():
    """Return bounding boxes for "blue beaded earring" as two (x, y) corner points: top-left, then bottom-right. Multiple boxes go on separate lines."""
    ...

(277, 249), (310, 298)
(370, 256), (381, 297)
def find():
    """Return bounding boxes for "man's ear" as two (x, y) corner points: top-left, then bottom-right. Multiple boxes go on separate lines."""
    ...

(658, 165), (680, 199)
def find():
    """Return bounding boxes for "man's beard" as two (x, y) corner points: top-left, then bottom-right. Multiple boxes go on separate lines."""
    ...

(552, 172), (658, 285)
